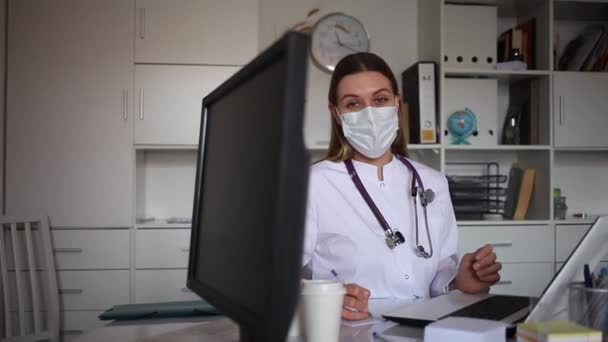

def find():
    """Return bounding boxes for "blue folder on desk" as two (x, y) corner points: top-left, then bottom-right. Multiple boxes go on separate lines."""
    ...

(99, 300), (222, 320)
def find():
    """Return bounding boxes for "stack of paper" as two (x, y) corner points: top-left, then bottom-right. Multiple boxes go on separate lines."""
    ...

(517, 320), (602, 342)
(424, 317), (507, 342)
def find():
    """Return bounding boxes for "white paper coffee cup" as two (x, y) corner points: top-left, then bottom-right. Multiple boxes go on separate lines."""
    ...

(300, 280), (345, 342)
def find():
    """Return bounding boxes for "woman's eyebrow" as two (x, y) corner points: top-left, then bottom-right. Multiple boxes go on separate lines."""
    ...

(339, 94), (359, 102)
(373, 88), (391, 95)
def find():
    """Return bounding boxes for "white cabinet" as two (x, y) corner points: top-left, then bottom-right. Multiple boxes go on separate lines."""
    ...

(57, 270), (130, 310)
(135, 269), (201, 303)
(459, 225), (554, 297)
(136, 229), (191, 269)
(135, 0), (259, 64)
(553, 72), (608, 148)
(490, 263), (554, 297)
(458, 225), (555, 263)
(135, 65), (239, 145)
(556, 224), (608, 264)
(53, 230), (131, 270)
(6, 0), (134, 227)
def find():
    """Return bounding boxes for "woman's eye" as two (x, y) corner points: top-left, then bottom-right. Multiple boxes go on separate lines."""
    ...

(375, 97), (388, 104)
(346, 102), (358, 109)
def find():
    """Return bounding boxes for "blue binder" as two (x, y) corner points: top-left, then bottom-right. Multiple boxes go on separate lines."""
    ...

(99, 300), (222, 320)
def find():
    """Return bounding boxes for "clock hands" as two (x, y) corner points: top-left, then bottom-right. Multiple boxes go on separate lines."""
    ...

(334, 29), (359, 53)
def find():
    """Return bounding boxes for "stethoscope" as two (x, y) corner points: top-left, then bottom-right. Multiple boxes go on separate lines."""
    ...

(344, 155), (435, 258)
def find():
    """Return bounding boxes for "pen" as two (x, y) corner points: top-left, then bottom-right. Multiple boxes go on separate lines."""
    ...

(330, 269), (341, 282)
(332, 269), (360, 313)
(584, 264), (593, 288)
(372, 331), (391, 341)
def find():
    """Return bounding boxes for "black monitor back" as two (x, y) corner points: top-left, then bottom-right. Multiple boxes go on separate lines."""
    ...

(187, 32), (310, 342)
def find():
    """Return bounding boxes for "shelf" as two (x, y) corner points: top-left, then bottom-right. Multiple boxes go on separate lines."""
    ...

(408, 144), (442, 150)
(135, 220), (191, 229)
(444, 0), (547, 17)
(444, 145), (552, 151)
(307, 145), (328, 152)
(444, 68), (551, 81)
(554, 0), (608, 21)
(554, 147), (608, 152)
(135, 144), (198, 150)
(554, 215), (601, 225)
(457, 220), (552, 226)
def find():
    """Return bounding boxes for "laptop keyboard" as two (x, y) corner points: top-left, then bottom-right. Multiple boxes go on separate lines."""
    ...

(440, 295), (532, 321)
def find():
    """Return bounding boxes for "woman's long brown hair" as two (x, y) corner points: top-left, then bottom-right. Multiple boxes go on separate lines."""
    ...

(325, 52), (409, 161)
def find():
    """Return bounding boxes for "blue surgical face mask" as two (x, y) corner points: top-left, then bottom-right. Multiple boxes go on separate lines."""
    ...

(339, 104), (399, 159)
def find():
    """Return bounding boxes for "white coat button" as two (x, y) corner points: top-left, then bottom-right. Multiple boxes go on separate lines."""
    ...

(404, 274), (410, 280)
(380, 182), (386, 188)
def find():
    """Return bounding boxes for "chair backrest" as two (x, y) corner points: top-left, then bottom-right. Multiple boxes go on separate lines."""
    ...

(0, 217), (60, 342)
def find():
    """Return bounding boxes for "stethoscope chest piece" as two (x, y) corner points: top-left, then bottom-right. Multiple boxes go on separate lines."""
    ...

(419, 188), (435, 206)
(385, 230), (405, 250)
(415, 244), (432, 259)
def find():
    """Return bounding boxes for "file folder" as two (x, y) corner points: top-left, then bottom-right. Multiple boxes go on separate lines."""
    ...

(402, 62), (438, 144)
(99, 300), (222, 321)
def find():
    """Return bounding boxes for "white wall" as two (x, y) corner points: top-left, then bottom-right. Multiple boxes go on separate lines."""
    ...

(258, 0), (419, 147)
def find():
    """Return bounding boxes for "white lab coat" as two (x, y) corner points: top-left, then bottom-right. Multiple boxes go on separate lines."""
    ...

(302, 155), (459, 300)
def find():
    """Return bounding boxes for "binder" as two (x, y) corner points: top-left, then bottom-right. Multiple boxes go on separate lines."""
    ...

(503, 166), (523, 218)
(402, 62), (437, 144)
(513, 168), (536, 220)
(99, 300), (222, 320)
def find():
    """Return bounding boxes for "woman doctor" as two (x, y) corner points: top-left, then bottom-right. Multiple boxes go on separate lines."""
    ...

(302, 53), (502, 321)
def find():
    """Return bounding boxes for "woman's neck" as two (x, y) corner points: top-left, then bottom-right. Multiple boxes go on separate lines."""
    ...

(352, 149), (393, 181)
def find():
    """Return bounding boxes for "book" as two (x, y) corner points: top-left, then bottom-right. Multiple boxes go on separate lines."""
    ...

(517, 320), (602, 342)
(559, 25), (605, 71)
(503, 166), (523, 219)
(516, 18), (536, 69)
(513, 168), (536, 220)
(509, 79), (540, 145)
(497, 19), (535, 69)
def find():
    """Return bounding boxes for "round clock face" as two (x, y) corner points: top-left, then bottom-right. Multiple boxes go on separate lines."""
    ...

(310, 13), (370, 72)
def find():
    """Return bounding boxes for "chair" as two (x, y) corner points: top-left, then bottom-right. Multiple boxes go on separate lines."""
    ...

(0, 217), (60, 342)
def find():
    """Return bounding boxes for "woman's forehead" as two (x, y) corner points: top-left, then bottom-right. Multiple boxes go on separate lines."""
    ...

(337, 71), (393, 98)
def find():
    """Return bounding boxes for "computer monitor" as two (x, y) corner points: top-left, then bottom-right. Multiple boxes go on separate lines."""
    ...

(527, 215), (608, 321)
(186, 32), (309, 342)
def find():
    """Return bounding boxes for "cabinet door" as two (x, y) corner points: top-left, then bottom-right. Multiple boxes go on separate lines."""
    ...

(6, 0), (134, 227)
(135, 0), (258, 64)
(135, 65), (238, 145)
(554, 72), (608, 148)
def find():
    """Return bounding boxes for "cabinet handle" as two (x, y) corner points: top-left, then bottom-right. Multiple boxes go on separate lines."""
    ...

(139, 8), (146, 39)
(54, 248), (83, 253)
(59, 289), (83, 294)
(181, 287), (191, 293)
(497, 280), (513, 285)
(559, 95), (564, 126)
(123, 89), (128, 121)
(491, 242), (513, 248)
(139, 88), (144, 120)
(180, 248), (190, 252)
(61, 330), (84, 335)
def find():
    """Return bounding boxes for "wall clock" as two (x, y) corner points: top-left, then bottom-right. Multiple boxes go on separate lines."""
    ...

(310, 12), (370, 72)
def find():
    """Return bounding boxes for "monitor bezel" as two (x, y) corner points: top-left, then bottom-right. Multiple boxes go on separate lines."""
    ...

(187, 31), (309, 342)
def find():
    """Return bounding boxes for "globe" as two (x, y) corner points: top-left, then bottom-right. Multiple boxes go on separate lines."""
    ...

(447, 108), (477, 145)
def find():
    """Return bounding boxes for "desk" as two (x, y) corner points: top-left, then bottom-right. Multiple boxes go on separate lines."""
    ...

(73, 316), (429, 342)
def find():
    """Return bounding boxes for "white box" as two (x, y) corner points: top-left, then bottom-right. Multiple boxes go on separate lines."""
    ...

(424, 317), (507, 342)
(444, 78), (498, 146)
(445, 4), (497, 70)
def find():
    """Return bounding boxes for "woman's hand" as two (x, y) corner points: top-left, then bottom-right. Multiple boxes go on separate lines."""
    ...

(452, 244), (502, 294)
(342, 283), (371, 320)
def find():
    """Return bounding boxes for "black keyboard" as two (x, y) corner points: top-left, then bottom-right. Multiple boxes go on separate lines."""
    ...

(440, 295), (533, 321)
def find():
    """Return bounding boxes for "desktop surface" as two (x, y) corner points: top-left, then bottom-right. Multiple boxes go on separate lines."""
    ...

(74, 315), (520, 342)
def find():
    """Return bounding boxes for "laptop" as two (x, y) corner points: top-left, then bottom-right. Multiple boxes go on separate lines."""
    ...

(383, 216), (608, 327)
